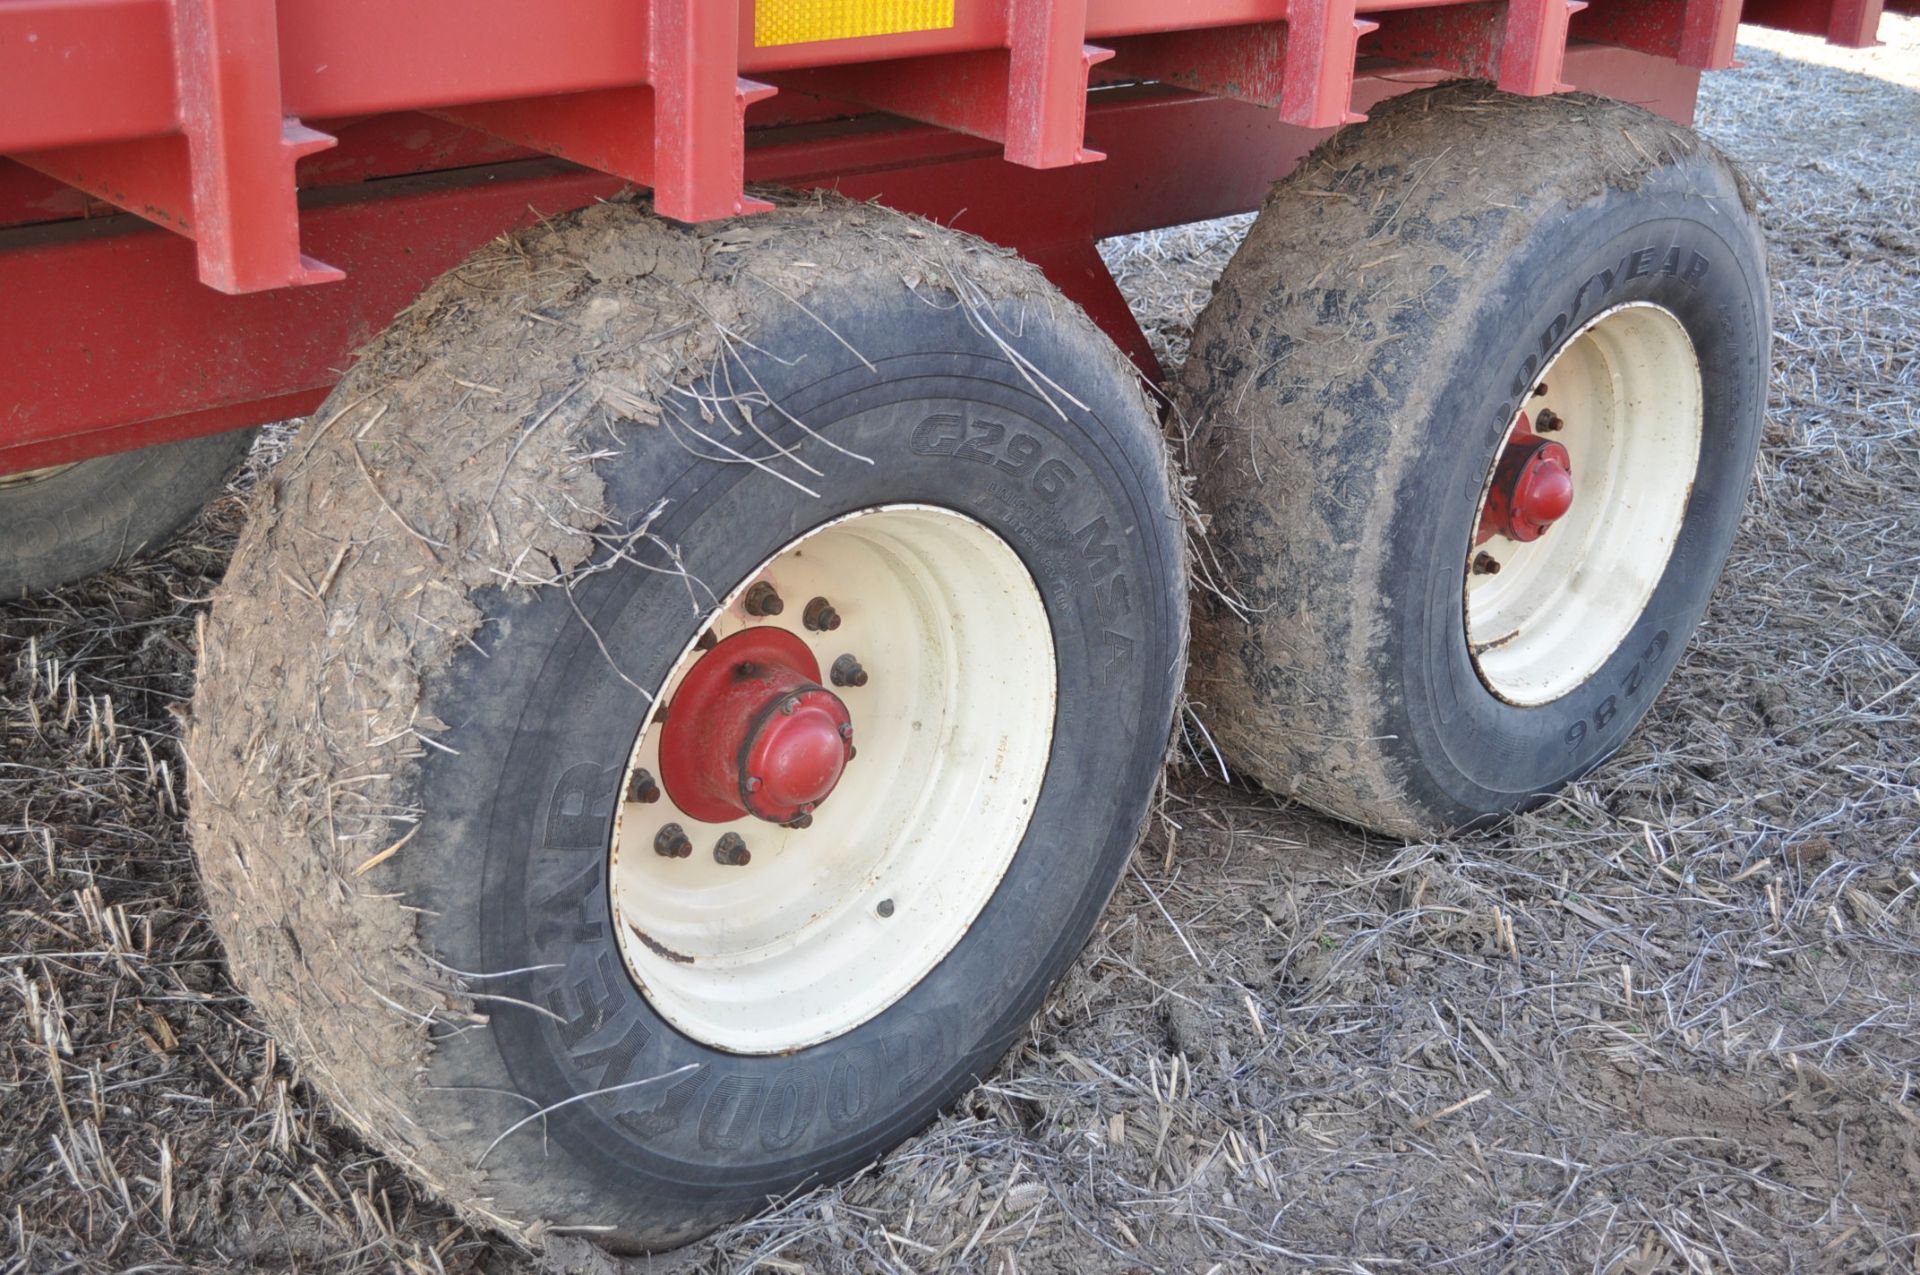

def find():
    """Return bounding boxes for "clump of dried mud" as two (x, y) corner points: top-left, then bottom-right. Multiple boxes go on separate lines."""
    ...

(3, 18), (1916, 1273)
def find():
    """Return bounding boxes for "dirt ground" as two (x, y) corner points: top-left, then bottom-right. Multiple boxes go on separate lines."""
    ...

(3, 20), (1916, 1274)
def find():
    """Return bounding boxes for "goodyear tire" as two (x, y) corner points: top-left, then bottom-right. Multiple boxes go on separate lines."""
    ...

(187, 197), (1184, 1250)
(1179, 84), (1769, 837)
(0, 429), (255, 598)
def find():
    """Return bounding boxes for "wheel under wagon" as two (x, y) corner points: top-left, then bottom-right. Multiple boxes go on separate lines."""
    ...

(186, 198), (1186, 1249)
(181, 78), (1774, 1239)
(1179, 85), (1771, 838)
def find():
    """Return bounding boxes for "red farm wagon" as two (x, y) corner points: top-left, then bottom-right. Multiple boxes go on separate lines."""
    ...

(0, 0), (1897, 1250)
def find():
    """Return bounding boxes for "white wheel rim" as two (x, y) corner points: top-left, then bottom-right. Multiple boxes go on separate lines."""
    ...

(609, 505), (1056, 1054)
(1466, 302), (1703, 705)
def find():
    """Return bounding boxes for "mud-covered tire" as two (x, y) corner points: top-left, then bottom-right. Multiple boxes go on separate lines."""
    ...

(186, 197), (1184, 1250)
(0, 429), (256, 598)
(1179, 84), (1769, 837)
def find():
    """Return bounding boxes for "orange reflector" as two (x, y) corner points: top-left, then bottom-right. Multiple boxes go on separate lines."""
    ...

(755, 0), (957, 47)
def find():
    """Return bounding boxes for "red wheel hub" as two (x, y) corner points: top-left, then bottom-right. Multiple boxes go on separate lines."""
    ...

(657, 627), (854, 824)
(1478, 414), (1575, 545)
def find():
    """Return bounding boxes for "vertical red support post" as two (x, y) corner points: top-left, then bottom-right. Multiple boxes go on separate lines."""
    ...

(1278, 0), (1377, 128)
(172, 0), (340, 291)
(649, 0), (774, 221)
(1005, 0), (1110, 166)
(1677, 0), (1744, 66)
(1820, 0), (1888, 43)
(1499, 0), (1590, 94)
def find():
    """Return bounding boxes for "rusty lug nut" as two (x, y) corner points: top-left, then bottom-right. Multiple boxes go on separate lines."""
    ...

(831, 654), (869, 688)
(1472, 552), (1503, 576)
(876, 898), (896, 918)
(783, 811), (814, 830)
(743, 581), (784, 617)
(714, 832), (751, 866)
(696, 630), (718, 651)
(1533, 382), (1549, 397)
(803, 596), (842, 632)
(654, 823), (692, 859)
(626, 768), (661, 804)
(1534, 408), (1565, 433)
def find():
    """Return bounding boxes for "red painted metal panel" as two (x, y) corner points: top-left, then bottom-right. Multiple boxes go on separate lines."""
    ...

(0, 0), (178, 150)
(0, 45), (1703, 477)
(0, 0), (1883, 303)
(0, 161), (620, 473)
(432, 89), (661, 192)
(3, 0), (1815, 158)
(0, 116), (531, 232)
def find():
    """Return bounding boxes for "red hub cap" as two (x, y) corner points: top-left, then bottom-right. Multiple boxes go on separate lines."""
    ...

(658, 627), (854, 824)
(1478, 414), (1575, 544)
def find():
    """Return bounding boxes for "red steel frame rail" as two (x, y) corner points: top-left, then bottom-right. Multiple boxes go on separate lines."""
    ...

(0, 0), (1889, 475)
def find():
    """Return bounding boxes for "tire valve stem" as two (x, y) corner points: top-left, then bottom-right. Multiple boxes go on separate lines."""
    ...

(654, 823), (693, 859)
(831, 654), (869, 688)
(803, 596), (842, 631)
(1534, 408), (1564, 433)
(714, 832), (751, 866)
(1472, 552), (1503, 576)
(627, 768), (661, 804)
(743, 581), (784, 617)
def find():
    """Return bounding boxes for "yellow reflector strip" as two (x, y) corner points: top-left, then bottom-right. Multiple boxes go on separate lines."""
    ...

(755, 0), (957, 48)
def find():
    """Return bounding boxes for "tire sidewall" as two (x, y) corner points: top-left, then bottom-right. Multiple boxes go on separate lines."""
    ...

(1388, 162), (1769, 823)
(0, 429), (255, 597)
(410, 286), (1180, 1234)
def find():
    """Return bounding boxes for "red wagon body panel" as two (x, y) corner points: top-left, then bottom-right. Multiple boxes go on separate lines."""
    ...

(0, 0), (1887, 476)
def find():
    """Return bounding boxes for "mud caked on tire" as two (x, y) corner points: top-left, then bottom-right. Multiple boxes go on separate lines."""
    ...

(1180, 84), (1770, 837)
(1, 429), (256, 598)
(186, 197), (1184, 1248)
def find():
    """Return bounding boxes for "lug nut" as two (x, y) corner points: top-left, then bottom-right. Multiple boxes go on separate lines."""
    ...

(654, 823), (692, 858)
(1534, 408), (1564, 433)
(831, 654), (868, 688)
(838, 721), (853, 741)
(1533, 382), (1549, 397)
(627, 768), (661, 804)
(803, 596), (842, 631)
(743, 581), (784, 617)
(783, 810), (814, 830)
(696, 630), (718, 651)
(876, 898), (896, 918)
(779, 696), (799, 716)
(714, 832), (751, 866)
(1472, 552), (1503, 576)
